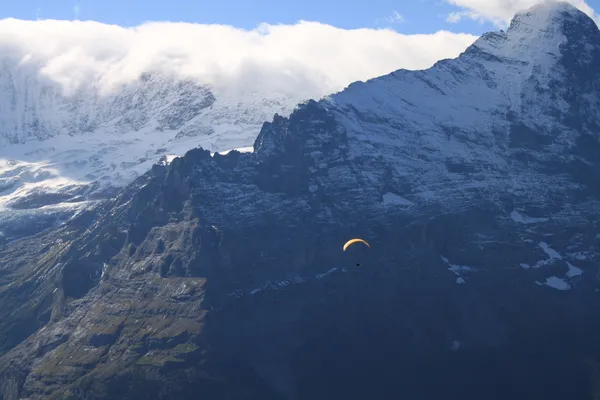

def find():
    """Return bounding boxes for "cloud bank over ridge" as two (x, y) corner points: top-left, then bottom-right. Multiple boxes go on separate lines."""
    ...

(0, 18), (477, 100)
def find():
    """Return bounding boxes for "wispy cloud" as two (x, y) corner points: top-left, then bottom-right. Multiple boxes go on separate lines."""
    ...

(375, 10), (406, 27)
(446, 10), (486, 24)
(73, 1), (81, 20)
(387, 10), (406, 23)
(35, 8), (42, 20)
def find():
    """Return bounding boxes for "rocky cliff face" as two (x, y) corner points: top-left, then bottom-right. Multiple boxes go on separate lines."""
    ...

(1, 2), (600, 399)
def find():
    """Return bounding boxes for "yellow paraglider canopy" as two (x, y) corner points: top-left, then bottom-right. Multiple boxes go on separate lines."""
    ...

(343, 238), (371, 251)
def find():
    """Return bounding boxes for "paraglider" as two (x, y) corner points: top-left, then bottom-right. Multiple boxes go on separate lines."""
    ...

(342, 238), (371, 251)
(342, 238), (371, 266)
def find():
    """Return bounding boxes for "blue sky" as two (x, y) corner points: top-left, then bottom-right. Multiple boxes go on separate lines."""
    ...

(1, 0), (501, 35)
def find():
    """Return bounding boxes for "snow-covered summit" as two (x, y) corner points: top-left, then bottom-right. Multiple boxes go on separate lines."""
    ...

(467, 1), (598, 64)
(511, 1), (592, 29)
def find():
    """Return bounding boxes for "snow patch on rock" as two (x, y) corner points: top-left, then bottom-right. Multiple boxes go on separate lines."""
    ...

(382, 192), (413, 206)
(566, 262), (583, 278)
(536, 276), (571, 291)
(441, 256), (475, 284)
(510, 210), (549, 224)
(539, 242), (562, 260)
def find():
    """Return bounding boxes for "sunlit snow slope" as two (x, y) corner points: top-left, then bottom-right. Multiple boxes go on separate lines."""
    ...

(0, 64), (293, 240)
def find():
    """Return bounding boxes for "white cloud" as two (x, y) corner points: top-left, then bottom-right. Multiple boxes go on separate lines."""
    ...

(445, 0), (599, 26)
(0, 18), (477, 100)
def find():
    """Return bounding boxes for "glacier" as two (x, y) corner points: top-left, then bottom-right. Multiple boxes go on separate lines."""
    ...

(0, 65), (299, 240)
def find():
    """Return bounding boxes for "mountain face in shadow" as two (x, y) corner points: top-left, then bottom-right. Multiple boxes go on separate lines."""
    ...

(1, 2), (600, 399)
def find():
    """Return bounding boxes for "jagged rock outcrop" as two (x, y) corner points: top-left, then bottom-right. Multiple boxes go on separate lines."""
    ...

(1, 2), (600, 399)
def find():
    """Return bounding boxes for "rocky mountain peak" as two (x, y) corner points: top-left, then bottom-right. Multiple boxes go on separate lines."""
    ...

(466, 1), (599, 67)
(509, 1), (596, 33)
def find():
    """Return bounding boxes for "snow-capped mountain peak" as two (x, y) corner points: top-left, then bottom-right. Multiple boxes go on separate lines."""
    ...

(276, 0), (600, 215)
(510, 1), (594, 33)
(468, 1), (599, 65)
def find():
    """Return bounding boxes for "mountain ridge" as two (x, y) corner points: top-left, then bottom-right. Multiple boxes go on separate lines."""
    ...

(1, 2), (600, 399)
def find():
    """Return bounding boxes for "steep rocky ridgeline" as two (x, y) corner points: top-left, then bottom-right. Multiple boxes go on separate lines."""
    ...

(1, 2), (600, 399)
